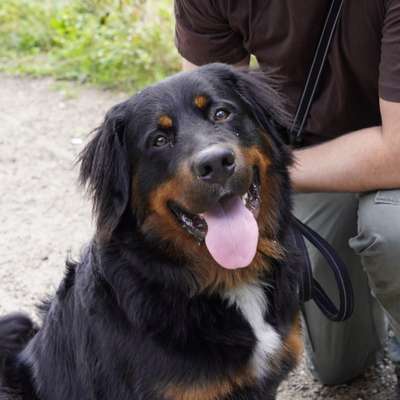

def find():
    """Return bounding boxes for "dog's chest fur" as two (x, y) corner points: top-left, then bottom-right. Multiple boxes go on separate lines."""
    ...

(223, 283), (281, 379)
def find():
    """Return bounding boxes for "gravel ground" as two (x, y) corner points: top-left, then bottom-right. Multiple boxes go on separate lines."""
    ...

(0, 74), (398, 399)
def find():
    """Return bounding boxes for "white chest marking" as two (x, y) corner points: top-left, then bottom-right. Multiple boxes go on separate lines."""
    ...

(224, 283), (281, 379)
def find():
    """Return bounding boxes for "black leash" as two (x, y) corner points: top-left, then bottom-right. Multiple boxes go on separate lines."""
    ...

(289, 0), (353, 322)
(265, 112), (354, 322)
(291, 217), (354, 321)
(269, 0), (354, 321)
(288, 0), (352, 321)
(289, 0), (344, 146)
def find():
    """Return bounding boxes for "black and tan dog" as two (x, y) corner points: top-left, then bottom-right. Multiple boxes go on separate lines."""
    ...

(0, 64), (302, 400)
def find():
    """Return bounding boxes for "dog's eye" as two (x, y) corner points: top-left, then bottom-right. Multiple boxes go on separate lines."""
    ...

(213, 109), (231, 122)
(153, 135), (169, 147)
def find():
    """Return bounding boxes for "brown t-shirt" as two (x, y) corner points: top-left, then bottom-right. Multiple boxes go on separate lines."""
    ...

(174, 0), (400, 146)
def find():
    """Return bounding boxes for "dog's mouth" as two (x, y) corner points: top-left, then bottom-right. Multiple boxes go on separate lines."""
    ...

(169, 167), (261, 269)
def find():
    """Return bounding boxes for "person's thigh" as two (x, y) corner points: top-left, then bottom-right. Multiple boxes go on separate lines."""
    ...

(349, 189), (400, 337)
(293, 192), (385, 385)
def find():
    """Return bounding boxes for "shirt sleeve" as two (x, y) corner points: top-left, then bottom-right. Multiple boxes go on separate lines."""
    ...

(174, 0), (248, 66)
(379, 0), (400, 101)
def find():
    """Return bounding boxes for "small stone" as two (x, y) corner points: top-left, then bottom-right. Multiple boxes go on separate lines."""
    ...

(71, 137), (82, 145)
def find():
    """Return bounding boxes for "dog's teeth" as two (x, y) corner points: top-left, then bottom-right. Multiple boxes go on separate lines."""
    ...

(242, 193), (249, 205)
(182, 214), (192, 226)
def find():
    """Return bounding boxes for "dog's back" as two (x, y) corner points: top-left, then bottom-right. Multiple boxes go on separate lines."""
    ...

(0, 313), (36, 369)
(0, 313), (37, 399)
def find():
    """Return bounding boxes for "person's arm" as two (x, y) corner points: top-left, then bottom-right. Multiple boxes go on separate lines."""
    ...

(290, 98), (400, 192)
(175, 0), (249, 69)
(291, 0), (400, 193)
(182, 56), (250, 72)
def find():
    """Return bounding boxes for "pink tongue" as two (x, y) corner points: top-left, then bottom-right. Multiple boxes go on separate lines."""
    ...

(201, 196), (259, 269)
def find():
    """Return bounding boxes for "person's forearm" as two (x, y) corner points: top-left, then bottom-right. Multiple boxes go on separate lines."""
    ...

(291, 125), (400, 192)
(181, 56), (250, 72)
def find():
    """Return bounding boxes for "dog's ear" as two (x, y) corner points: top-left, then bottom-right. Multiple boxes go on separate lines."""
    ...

(79, 100), (131, 242)
(230, 68), (292, 138)
(203, 64), (292, 142)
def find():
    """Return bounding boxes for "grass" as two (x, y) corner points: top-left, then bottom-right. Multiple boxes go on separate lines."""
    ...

(0, 0), (180, 92)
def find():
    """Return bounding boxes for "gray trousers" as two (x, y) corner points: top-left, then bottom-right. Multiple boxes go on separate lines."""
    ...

(293, 190), (400, 385)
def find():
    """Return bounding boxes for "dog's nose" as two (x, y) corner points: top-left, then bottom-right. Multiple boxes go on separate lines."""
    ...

(193, 146), (236, 185)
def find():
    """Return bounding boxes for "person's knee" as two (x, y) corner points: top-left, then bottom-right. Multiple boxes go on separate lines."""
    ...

(303, 313), (380, 386)
(350, 191), (400, 295)
(350, 222), (399, 264)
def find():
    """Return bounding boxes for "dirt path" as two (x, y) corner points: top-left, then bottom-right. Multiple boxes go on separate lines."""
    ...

(0, 75), (397, 399)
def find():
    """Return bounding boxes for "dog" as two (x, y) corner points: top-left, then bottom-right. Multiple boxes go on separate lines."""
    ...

(0, 63), (302, 400)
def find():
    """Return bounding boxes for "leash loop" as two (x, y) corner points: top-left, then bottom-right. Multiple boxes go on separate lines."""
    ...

(292, 216), (354, 322)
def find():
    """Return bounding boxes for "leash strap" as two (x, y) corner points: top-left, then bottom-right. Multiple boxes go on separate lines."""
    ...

(291, 216), (354, 322)
(289, 0), (344, 146)
(263, 118), (354, 322)
(262, 0), (351, 319)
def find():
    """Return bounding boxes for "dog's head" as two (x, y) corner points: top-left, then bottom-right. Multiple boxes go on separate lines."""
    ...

(80, 63), (292, 291)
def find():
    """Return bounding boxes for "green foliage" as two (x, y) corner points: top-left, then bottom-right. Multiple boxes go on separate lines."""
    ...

(0, 0), (180, 91)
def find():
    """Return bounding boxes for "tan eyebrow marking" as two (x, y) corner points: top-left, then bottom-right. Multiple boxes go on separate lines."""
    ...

(194, 95), (208, 109)
(158, 115), (173, 129)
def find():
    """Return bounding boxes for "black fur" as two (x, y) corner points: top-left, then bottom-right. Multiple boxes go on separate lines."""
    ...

(79, 100), (132, 241)
(0, 64), (300, 400)
(0, 314), (37, 370)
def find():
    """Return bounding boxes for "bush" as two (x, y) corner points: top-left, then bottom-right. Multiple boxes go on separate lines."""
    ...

(0, 0), (180, 91)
